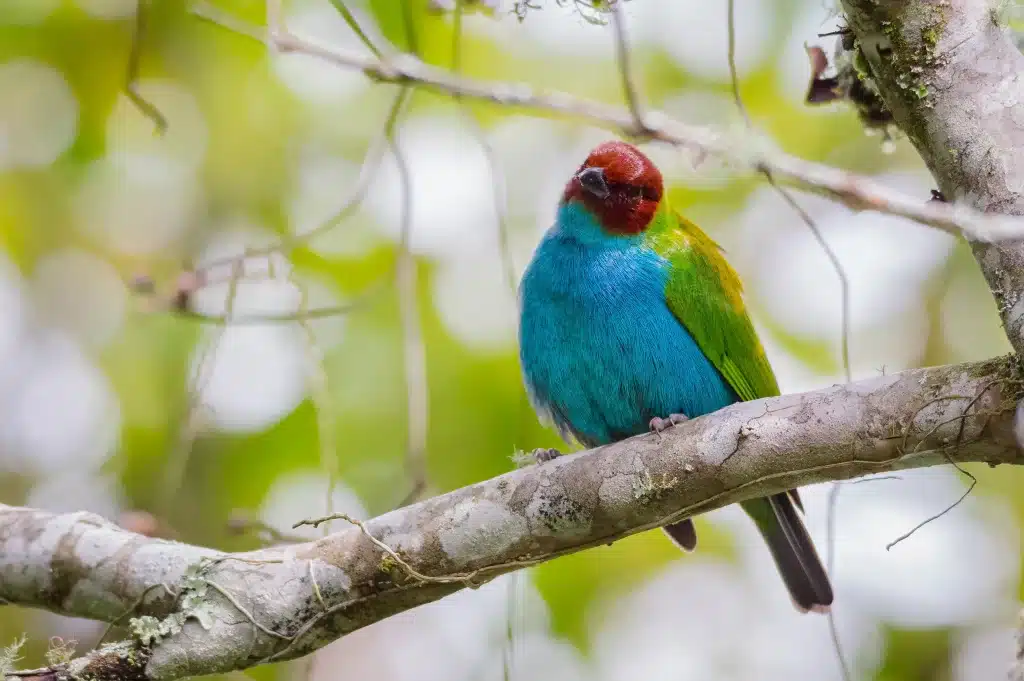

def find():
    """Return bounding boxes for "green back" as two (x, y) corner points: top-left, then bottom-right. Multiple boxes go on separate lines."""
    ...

(645, 202), (780, 402)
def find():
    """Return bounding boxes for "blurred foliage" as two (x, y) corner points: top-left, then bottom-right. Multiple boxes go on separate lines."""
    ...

(1, 1), (1023, 681)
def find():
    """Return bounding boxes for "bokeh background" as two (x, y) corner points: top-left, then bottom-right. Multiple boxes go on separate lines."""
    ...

(2, 0), (1023, 679)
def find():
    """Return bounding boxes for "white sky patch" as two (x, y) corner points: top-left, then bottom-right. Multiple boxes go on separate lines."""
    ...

(0, 60), (78, 169)
(593, 556), (882, 681)
(708, 469), (1021, 630)
(191, 323), (309, 434)
(632, 0), (775, 81)
(271, 0), (373, 106)
(259, 471), (368, 541)
(310, 572), (568, 681)
(432, 256), (518, 352)
(189, 223), (312, 432)
(75, 0), (135, 20)
(31, 249), (128, 349)
(366, 117), (500, 261)
(0, 255), (28, 391)
(74, 152), (200, 256)
(511, 3), (616, 58)
(288, 150), (380, 258)
(953, 621), (1023, 681)
(26, 470), (123, 518)
(0, 331), (121, 475)
(106, 80), (208, 169)
(746, 173), (955, 354)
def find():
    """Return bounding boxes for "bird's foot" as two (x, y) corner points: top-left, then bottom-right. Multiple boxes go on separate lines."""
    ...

(530, 447), (562, 463)
(649, 413), (688, 440)
(512, 447), (563, 467)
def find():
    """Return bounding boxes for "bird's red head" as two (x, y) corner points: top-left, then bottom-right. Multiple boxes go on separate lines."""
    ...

(562, 141), (664, 235)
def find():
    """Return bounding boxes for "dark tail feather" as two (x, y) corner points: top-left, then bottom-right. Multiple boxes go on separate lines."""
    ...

(745, 493), (833, 614)
(663, 519), (697, 551)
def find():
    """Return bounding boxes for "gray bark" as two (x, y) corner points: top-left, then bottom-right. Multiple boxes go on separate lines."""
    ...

(2, 358), (1022, 681)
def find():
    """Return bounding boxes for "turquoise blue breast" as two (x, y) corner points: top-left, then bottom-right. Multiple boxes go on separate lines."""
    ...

(518, 204), (737, 447)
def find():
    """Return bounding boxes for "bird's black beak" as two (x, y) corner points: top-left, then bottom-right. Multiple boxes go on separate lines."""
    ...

(577, 166), (610, 199)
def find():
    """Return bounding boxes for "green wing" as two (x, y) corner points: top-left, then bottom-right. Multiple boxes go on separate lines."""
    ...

(648, 205), (779, 402)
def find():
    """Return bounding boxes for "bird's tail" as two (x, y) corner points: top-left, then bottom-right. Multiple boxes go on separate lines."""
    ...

(742, 493), (833, 614)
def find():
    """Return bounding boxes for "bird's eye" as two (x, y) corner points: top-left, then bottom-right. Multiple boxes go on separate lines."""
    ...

(622, 184), (643, 200)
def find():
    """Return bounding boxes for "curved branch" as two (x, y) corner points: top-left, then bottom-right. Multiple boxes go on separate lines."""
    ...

(2, 357), (1022, 681)
(189, 2), (1024, 245)
(840, 0), (1024, 353)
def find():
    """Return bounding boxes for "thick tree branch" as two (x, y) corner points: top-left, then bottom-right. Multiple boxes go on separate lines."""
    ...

(841, 0), (1024, 353)
(2, 357), (1022, 681)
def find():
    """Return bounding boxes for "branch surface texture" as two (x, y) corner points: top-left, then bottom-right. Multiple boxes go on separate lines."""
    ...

(2, 359), (1023, 680)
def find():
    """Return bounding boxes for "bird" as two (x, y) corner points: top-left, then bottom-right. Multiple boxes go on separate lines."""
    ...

(517, 140), (833, 614)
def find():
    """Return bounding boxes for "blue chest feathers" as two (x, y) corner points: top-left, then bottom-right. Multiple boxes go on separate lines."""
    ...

(518, 206), (737, 447)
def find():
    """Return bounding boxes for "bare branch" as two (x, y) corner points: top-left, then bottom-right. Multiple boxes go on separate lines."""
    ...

(392, 129), (430, 508)
(1, 358), (1021, 681)
(189, 3), (1024, 244)
(125, 0), (167, 135)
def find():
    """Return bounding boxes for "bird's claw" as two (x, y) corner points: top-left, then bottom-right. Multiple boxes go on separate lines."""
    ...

(530, 447), (562, 463)
(512, 447), (563, 467)
(649, 413), (688, 439)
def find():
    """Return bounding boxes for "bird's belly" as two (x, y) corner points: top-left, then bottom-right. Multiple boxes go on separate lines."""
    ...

(519, 254), (736, 446)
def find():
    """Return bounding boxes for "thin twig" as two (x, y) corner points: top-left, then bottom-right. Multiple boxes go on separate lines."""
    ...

(190, 91), (403, 279)
(724, 7), (851, 681)
(126, 0), (168, 135)
(308, 561), (327, 612)
(884, 457), (977, 550)
(294, 281), (339, 537)
(204, 580), (294, 640)
(725, 0), (751, 129)
(188, 2), (1024, 244)
(391, 111), (429, 509)
(159, 260), (243, 512)
(770, 179), (853, 382)
(886, 382), (991, 550)
(173, 88), (408, 325)
(292, 513), (482, 587)
(175, 298), (384, 325)
(451, 0), (516, 294)
(387, 0), (429, 510)
(609, 0), (646, 130)
(823, 482), (852, 681)
(451, 7), (521, 681)
(326, 0), (384, 58)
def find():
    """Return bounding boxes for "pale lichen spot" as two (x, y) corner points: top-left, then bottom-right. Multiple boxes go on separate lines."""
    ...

(525, 478), (592, 538)
(1008, 295), (1024, 338)
(378, 528), (426, 557)
(598, 455), (654, 517)
(438, 499), (529, 565)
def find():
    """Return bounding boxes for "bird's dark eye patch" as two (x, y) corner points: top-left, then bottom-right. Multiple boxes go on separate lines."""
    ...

(609, 182), (657, 202)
